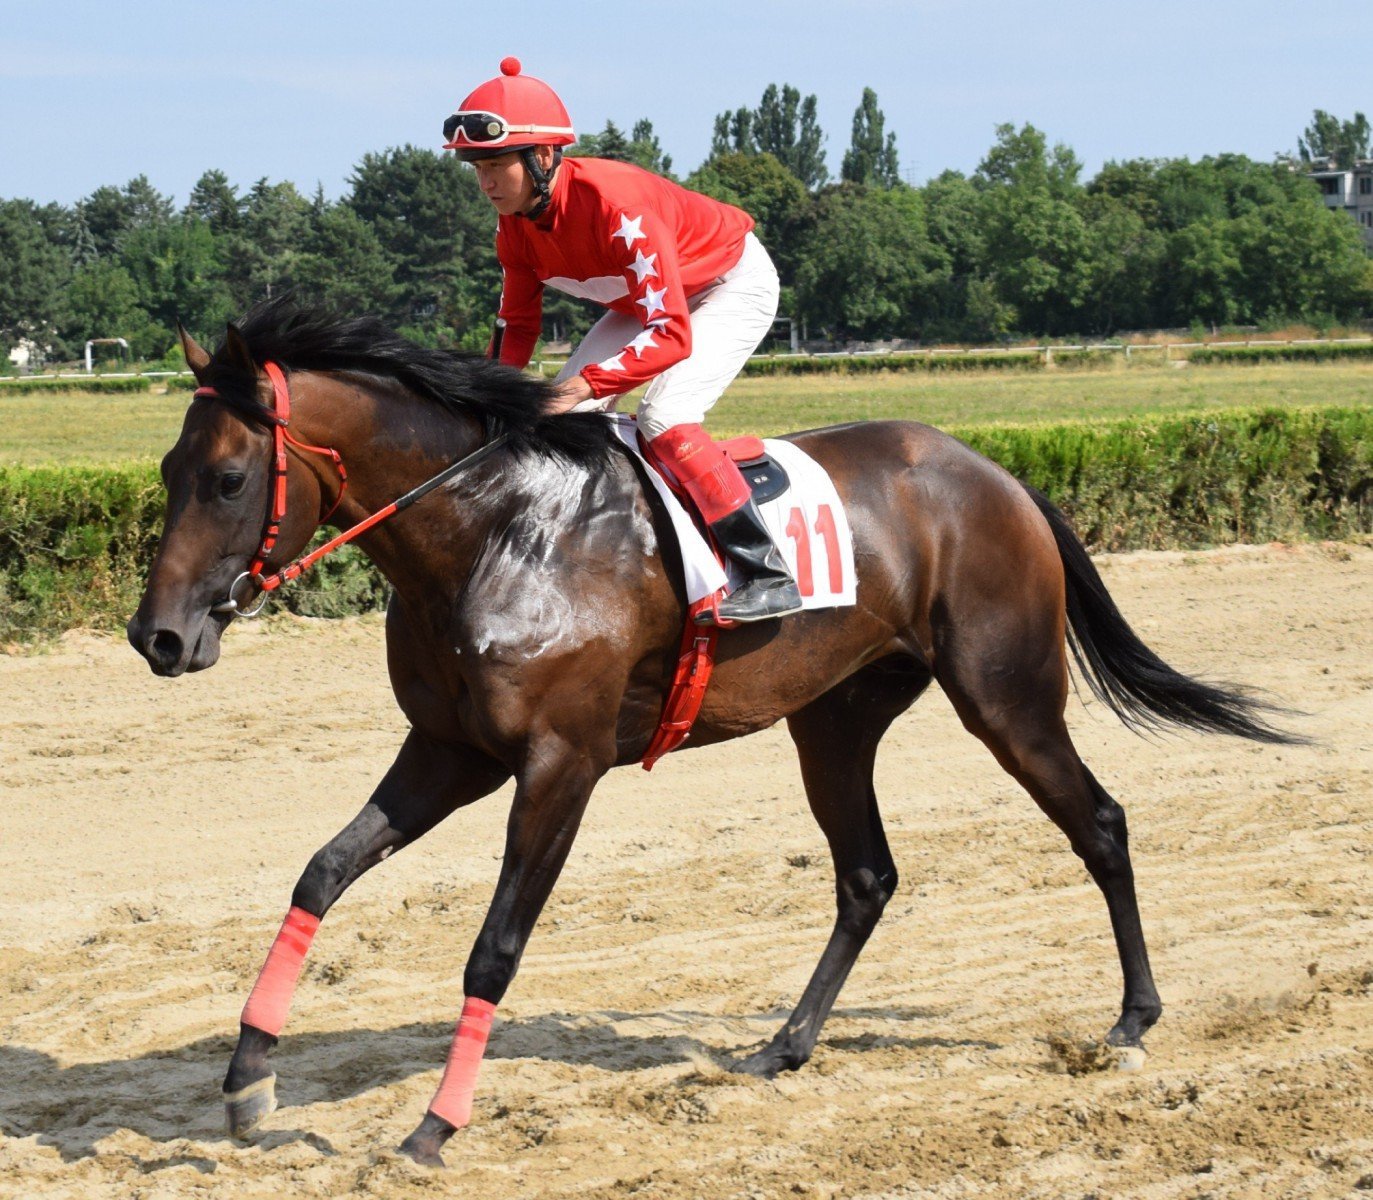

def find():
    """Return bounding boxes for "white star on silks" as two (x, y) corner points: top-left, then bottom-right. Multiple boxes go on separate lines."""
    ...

(627, 249), (658, 285)
(598, 353), (627, 372)
(627, 327), (659, 358)
(612, 214), (645, 248)
(636, 283), (668, 320)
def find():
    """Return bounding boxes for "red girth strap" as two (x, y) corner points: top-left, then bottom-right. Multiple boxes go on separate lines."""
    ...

(640, 610), (718, 770)
(639, 434), (726, 771)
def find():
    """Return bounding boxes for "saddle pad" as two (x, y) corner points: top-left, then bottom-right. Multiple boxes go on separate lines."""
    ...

(746, 438), (857, 610)
(609, 416), (857, 611)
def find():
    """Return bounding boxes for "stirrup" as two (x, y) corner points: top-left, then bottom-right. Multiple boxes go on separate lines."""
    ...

(704, 579), (804, 625)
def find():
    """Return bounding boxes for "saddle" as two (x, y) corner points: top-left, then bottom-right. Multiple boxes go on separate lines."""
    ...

(718, 437), (790, 505)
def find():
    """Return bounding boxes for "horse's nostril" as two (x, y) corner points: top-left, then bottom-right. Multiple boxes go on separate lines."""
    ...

(150, 629), (184, 666)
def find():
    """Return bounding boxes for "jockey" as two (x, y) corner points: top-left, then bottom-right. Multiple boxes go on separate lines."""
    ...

(443, 57), (802, 624)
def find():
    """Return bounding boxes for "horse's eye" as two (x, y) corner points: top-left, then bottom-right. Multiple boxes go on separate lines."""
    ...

(220, 472), (246, 498)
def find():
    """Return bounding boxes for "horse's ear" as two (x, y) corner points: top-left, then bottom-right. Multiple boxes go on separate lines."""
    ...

(223, 323), (257, 377)
(177, 323), (212, 383)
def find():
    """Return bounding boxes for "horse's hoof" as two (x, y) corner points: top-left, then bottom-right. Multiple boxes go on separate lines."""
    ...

(224, 1073), (277, 1139)
(397, 1132), (446, 1168)
(734, 1045), (803, 1079)
(1114, 1045), (1147, 1072)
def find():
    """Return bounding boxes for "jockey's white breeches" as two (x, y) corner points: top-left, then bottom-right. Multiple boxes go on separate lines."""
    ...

(557, 231), (780, 441)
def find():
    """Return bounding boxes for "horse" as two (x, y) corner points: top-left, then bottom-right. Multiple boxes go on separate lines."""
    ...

(127, 300), (1293, 1166)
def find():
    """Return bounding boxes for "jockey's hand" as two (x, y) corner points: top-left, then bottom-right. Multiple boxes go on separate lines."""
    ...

(547, 374), (595, 414)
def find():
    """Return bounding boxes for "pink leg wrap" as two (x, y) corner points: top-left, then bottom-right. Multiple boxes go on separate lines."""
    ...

(427, 997), (497, 1129)
(647, 423), (751, 524)
(240, 906), (320, 1037)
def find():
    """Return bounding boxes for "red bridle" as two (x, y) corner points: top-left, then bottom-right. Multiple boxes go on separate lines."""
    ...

(194, 360), (508, 617)
(194, 361), (348, 616)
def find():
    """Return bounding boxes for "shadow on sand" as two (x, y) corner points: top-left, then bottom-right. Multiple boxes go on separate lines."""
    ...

(0, 1003), (996, 1163)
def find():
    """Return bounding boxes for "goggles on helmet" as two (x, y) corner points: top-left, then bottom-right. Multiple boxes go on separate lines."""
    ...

(443, 110), (574, 148)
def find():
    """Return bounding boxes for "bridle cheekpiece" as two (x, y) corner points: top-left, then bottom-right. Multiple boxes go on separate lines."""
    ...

(193, 359), (508, 618)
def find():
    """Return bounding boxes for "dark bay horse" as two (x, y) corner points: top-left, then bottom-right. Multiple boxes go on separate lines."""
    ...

(128, 302), (1292, 1165)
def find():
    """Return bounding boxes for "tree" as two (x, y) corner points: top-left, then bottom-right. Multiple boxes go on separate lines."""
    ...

(919, 170), (994, 338)
(0, 200), (71, 349)
(187, 170), (243, 234)
(711, 84), (828, 189)
(1159, 219), (1242, 326)
(794, 184), (948, 339)
(1229, 197), (1371, 322)
(573, 120), (631, 161)
(294, 202), (400, 316)
(841, 88), (900, 188)
(1297, 110), (1371, 169)
(973, 125), (1090, 333)
(122, 175), (176, 228)
(975, 123), (1081, 199)
(629, 119), (672, 176)
(711, 109), (753, 158)
(922, 170), (983, 278)
(570, 118), (673, 175)
(60, 260), (154, 354)
(755, 84), (828, 189)
(346, 146), (500, 340)
(217, 179), (312, 306)
(118, 217), (235, 355)
(1077, 192), (1166, 332)
(75, 176), (173, 258)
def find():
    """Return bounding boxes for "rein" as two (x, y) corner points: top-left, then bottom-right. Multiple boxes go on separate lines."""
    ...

(194, 361), (508, 618)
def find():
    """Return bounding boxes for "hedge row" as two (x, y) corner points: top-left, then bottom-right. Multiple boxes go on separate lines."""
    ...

(0, 464), (386, 642)
(738, 340), (1373, 376)
(960, 406), (1371, 550)
(0, 377), (153, 396)
(741, 351), (1046, 377)
(1187, 342), (1373, 366)
(1, 406), (1368, 640)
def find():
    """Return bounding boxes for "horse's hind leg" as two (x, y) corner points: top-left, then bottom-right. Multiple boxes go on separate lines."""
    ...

(223, 731), (509, 1137)
(937, 637), (1162, 1063)
(737, 656), (930, 1078)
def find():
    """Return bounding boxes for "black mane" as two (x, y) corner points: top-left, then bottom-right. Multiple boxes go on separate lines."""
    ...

(215, 296), (617, 466)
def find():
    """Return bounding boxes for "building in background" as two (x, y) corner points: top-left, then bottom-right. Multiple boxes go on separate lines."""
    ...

(1307, 159), (1373, 250)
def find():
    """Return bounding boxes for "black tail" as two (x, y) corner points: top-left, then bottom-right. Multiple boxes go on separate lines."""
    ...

(1023, 485), (1303, 745)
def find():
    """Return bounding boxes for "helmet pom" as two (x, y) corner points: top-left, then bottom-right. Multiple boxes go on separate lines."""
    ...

(500, 56), (521, 76)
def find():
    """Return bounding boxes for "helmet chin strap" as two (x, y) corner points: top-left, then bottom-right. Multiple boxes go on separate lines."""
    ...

(518, 147), (562, 219)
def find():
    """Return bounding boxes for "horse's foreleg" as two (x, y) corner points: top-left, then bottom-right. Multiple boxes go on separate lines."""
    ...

(398, 737), (605, 1166)
(223, 731), (509, 1137)
(738, 665), (925, 1078)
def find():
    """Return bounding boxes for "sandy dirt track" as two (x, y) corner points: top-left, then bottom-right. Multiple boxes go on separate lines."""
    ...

(1, 544), (1370, 1199)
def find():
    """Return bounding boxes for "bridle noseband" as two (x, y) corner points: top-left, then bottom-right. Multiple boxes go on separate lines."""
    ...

(194, 359), (508, 618)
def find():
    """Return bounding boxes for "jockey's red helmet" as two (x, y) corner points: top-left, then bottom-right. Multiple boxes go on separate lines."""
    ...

(443, 57), (576, 162)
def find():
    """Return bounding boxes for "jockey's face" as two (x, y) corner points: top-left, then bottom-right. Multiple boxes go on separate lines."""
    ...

(472, 147), (557, 217)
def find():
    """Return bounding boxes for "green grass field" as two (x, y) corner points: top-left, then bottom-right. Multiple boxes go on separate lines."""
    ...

(2, 361), (1369, 465)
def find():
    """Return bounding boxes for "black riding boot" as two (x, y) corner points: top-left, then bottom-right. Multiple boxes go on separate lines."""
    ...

(700, 501), (804, 624)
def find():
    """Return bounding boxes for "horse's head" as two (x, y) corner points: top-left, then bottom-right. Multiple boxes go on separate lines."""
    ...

(127, 325), (327, 676)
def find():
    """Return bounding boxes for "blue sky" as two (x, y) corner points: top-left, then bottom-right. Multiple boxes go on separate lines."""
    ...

(3, 0), (1370, 206)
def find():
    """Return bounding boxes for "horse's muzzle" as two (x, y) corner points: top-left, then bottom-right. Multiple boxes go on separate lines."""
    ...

(127, 611), (225, 677)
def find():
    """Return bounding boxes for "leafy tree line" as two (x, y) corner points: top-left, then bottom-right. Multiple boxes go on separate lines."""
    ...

(2, 92), (1370, 365)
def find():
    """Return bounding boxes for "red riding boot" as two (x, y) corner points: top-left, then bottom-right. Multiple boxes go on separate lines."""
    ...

(647, 424), (803, 624)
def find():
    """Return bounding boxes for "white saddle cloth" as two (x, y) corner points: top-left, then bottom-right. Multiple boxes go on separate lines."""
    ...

(607, 415), (857, 610)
